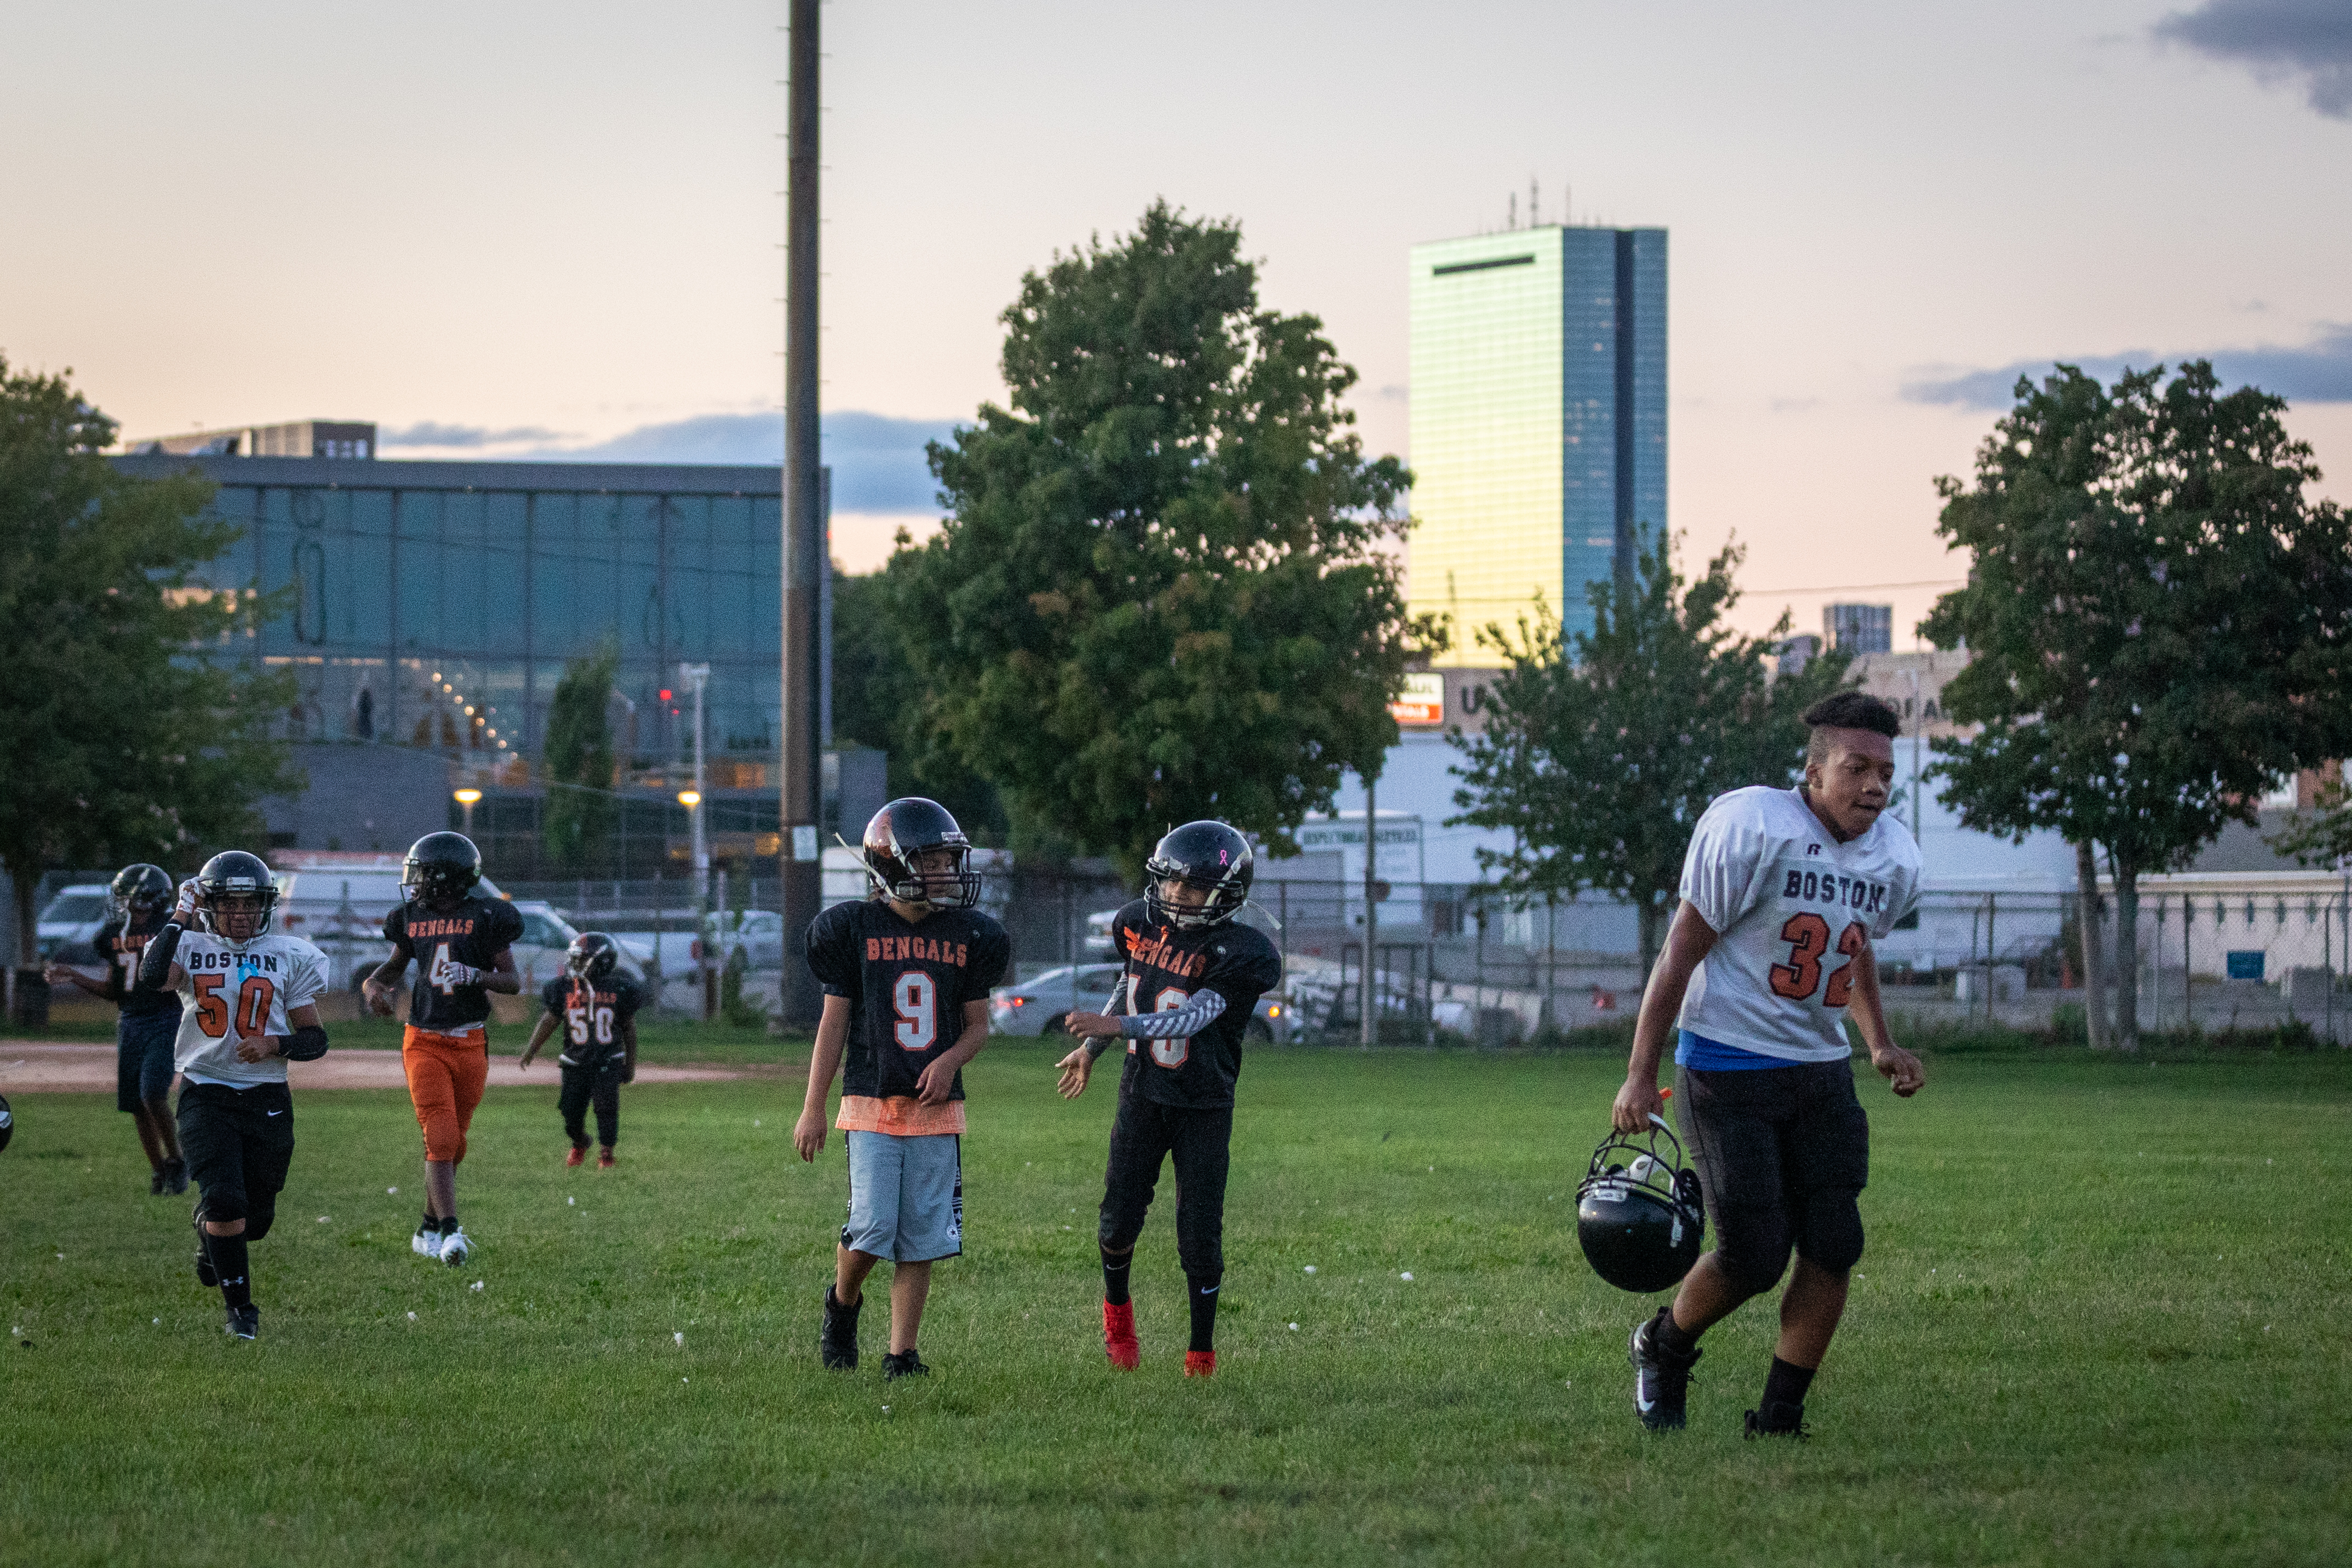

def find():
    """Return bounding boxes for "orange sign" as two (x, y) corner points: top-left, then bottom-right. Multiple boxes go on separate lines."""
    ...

(1389, 672), (1444, 726)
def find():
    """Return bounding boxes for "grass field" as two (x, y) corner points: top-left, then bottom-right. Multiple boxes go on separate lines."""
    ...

(3, 1035), (2348, 1566)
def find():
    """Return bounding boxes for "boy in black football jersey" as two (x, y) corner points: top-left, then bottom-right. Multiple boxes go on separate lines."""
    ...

(45, 863), (186, 1194)
(360, 832), (522, 1267)
(1056, 821), (1284, 1378)
(519, 932), (643, 1169)
(794, 799), (1010, 1380)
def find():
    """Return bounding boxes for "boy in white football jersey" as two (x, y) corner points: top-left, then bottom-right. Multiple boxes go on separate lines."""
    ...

(135, 851), (330, 1341)
(1613, 693), (1926, 1438)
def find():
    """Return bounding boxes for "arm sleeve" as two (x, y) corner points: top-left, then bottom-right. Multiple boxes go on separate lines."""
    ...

(615, 980), (646, 1020)
(281, 1024), (329, 1061)
(540, 978), (566, 1014)
(1873, 865), (1921, 941)
(282, 943), (328, 1010)
(489, 901), (525, 952)
(965, 925), (1012, 1003)
(1120, 990), (1228, 1039)
(135, 923), (184, 992)
(1678, 799), (1764, 935)
(380, 907), (413, 957)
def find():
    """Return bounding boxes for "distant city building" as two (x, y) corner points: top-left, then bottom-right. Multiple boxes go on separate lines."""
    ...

(1824, 602), (1892, 654)
(1775, 634), (1822, 677)
(128, 419), (377, 460)
(1407, 224), (1667, 661)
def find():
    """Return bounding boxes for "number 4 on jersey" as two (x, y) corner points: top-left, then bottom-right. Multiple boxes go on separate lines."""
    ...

(1768, 914), (1868, 1006)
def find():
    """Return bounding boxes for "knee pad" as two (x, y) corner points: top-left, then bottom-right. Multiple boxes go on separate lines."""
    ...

(198, 1192), (248, 1224)
(1710, 1206), (1794, 1298)
(243, 1204), (277, 1244)
(1176, 1237), (1224, 1282)
(1097, 1212), (1144, 1254)
(1795, 1189), (1865, 1274)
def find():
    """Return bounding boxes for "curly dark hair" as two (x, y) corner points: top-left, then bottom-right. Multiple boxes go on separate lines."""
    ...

(1801, 691), (1902, 766)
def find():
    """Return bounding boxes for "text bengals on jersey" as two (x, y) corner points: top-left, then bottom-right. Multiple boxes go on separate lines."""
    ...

(864, 935), (974, 966)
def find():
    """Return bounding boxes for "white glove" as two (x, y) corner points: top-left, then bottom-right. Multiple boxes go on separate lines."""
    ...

(173, 878), (200, 923)
(432, 955), (487, 988)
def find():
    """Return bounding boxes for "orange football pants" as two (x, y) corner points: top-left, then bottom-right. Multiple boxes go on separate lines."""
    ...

(402, 1027), (489, 1164)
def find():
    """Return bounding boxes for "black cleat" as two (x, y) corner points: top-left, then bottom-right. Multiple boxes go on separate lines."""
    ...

(150, 1168), (167, 1196)
(224, 1305), (259, 1341)
(820, 1285), (860, 1371)
(1744, 1401), (1809, 1440)
(881, 1350), (930, 1381)
(162, 1158), (189, 1197)
(1630, 1312), (1700, 1432)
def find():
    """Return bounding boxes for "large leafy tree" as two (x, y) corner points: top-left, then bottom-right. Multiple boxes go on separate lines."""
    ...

(1449, 531), (1855, 973)
(0, 356), (297, 972)
(830, 565), (1005, 845)
(1924, 362), (2352, 1050)
(884, 202), (1433, 876)
(540, 640), (619, 869)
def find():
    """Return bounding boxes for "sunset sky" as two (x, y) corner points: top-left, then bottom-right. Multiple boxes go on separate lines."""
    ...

(5, 0), (2346, 645)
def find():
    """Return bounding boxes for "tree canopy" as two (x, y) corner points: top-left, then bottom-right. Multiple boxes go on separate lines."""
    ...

(880, 202), (1434, 876)
(0, 355), (297, 967)
(540, 640), (619, 870)
(1924, 361), (2352, 1047)
(1449, 530), (1853, 972)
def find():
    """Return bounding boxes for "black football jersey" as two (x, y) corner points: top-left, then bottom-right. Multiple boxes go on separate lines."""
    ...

(97, 910), (182, 1018)
(1111, 898), (1284, 1110)
(383, 895), (525, 1031)
(805, 900), (1011, 1104)
(539, 975), (645, 1067)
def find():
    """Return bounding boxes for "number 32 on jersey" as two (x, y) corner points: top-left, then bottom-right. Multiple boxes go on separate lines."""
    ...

(1769, 913), (1867, 1007)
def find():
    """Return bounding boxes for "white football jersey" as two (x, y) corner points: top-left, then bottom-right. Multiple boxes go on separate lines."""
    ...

(172, 931), (329, 1087)
(1676, 786), (1922, 1063)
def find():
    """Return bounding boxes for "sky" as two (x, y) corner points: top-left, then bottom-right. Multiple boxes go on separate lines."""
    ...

(4, 0), (2348, 647)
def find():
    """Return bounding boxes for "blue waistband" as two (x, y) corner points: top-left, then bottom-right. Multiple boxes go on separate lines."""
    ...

(1675, 1028), (1782, 1071)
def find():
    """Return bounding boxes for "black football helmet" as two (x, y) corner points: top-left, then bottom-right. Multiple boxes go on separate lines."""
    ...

(110, 863), (174, 922)
(854, 798), (981, 908)
(1575, 1115), (1707, 1294)
(1144, 820), (1253, 930)
(0, 1091), (13, 1155)
(565, 931), (621, 983)
(193, 851), (280, 940)
(403, 832), (482, 907)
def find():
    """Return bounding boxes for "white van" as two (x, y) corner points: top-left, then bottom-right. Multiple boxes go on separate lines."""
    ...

(267, 853), (631, 991)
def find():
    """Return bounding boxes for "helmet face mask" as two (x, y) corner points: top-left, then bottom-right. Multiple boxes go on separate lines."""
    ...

(109, 863), (174, 923)
(856, 799), (981, 910)
(1575, 1117), (1706, 1294)
(565, 932), (621, 984)
(402, 832), (483, 909)
(1143, 821), (1253, 931)
(192, 851), (279, 942)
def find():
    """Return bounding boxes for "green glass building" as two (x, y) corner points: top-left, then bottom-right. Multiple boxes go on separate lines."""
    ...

(1408, 225), (1666, 659)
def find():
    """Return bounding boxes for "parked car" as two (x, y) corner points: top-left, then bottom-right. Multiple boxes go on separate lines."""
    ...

(36, 884), (113, 962)
(989, 963), (1296, 1043)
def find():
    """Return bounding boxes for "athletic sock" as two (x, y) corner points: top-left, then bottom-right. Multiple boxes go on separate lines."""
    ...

(1762, 1355), (1816, 1410)
(1101, 1247), (1132, 1307)
(1653, 1306), (1701, 1361)
(210, 1233), (252, 1311)
(439, 1214), (459, 1234)
(1187, 1277), (1220, 1354)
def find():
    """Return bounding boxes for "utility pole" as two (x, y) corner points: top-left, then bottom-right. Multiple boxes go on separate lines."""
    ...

(1360, 772), (1378, 1048)
(778, 0), (823, 1027)
(680, 661), (711, 907)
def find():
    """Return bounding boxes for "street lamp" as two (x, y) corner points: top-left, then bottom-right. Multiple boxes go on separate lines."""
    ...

(678, 662), (712, 907)
(453, 787), (482, 837)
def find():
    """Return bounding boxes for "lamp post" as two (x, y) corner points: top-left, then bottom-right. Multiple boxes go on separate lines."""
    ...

(453, 787), (482, 838)
(679, 662), (711, 908)
(679, 788), (710, 1021)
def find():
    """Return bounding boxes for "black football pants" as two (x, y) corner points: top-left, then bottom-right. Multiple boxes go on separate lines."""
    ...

(558, 1061), (622, 1149)
(176, 1080), (294, 1239)
(1097, 1084), (1233, 1283)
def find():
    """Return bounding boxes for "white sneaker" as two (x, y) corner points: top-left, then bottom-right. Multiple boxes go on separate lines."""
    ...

(411, 1223), (443, 1260)
(439, 1226), (472, 1267)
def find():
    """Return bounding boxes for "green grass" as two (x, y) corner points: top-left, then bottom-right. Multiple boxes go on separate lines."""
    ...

(13, 1012), (803, 1066)
(3, 1039), (2349, 1566)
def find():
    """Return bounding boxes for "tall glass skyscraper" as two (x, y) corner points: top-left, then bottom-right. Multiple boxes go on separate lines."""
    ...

(1407, 225), (1666, 659)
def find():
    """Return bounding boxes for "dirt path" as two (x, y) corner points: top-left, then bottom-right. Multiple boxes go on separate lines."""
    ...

(0, 1043), (781, 1094)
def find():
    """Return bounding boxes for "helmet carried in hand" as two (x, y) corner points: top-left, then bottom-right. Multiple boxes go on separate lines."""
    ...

(193, 851), (281, 940)
(1144, 821), (1254, 930)
(1575, 1115), (1707, 1294)
(403, 832), (482, 907)
(855, 799), (981, 909)
(565, 931), (622, 983)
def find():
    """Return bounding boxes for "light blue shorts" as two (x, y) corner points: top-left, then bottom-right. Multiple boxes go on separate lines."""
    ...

(842, 1130), (963, 1263)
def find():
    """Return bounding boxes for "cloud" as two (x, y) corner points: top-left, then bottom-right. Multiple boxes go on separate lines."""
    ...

(1902, 324), (2352, 409)
(2153, 0), (2352, 117)
(380, 421), (563, 448)
(510, 410), (959, 513)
